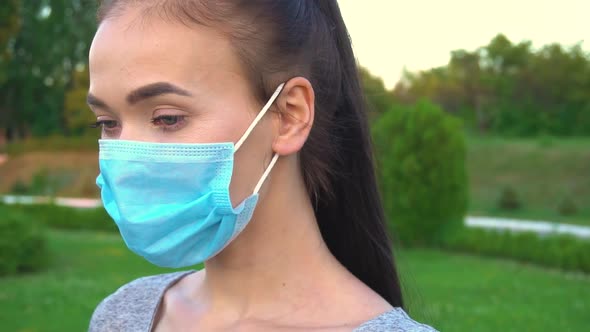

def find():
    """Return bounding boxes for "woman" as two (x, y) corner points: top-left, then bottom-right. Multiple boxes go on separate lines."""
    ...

(88, 0), (437, 331)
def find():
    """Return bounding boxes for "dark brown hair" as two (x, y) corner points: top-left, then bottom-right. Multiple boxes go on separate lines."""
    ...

(98, 0), (404, 308)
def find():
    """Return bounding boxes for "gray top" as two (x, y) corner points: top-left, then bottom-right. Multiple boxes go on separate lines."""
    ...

(89, 272), (437, 332)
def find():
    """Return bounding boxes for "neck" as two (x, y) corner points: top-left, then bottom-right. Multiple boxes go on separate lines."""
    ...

(198, 157), (348, 318)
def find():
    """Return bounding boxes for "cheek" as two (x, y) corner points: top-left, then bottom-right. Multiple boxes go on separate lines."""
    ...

(196, 101), (254, 143)
(229, 155), (257, 207)
(173, 106), (249, 144)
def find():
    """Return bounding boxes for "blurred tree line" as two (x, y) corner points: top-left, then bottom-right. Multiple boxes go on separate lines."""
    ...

(0, 0), (97, 141)
(392, 34), (590, 136)
(1, 1), (589, 141)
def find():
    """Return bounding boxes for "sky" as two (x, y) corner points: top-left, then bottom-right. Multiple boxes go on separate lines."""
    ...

(338, 0), (588, 88)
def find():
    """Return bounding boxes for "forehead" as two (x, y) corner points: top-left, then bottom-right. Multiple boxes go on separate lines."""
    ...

(89, 7), (242, 91)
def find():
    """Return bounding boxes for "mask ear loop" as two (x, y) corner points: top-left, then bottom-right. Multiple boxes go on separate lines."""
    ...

(234, 83), (286, 195)
(253, 153), (280, 195)
(234, 83), (286, 152)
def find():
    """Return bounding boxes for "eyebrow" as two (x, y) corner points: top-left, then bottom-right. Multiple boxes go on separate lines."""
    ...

(86, 82), (193, 109)
(86, 94), (110, 110)
(126, 82), (193, 104)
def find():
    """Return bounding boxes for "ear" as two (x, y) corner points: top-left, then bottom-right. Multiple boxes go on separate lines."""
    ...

(272, 77), (315, 156)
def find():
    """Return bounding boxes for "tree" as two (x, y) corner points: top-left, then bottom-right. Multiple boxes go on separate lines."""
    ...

(0, 0), (98, 141)
(64, 65), (95, 135)
(393, 34), (590, 136)
(0, 0), (21, 143)
(359, 67), (396, 122)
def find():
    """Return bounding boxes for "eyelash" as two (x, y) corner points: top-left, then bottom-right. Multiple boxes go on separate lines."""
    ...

(150, 115), (187, 131)
(89, 115), (187, 134)
(90, 120), (118, 131)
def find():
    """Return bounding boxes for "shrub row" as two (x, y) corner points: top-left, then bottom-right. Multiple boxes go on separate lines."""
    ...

(441, 228), (590, 274)
(0, 205), (49, 276)
(3, 204), (116, 233)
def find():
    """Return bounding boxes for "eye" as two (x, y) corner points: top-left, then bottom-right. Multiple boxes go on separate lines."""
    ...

(151, 115), (183, 126)
(90, 119), (121, 138)
(150, 115), (187, 131)
(90, 120), (119, 130)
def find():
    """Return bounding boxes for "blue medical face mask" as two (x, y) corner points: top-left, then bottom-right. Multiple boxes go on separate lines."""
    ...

(96, 83), (285, 268)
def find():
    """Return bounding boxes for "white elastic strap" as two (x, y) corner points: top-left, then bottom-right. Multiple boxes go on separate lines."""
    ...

(235, 83), (286, 152)
(253, 153), (280, 195)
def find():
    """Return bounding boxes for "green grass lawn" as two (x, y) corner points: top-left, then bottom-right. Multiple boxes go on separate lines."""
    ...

(399, 249), (590, 331)
(466, 135), (590, 225)
(1, 230), (588, 332)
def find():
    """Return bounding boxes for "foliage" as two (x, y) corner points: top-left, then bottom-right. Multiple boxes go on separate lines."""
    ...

(9, 168), (76, 196)
(5, 204), (116, 233)
(372, 100), (468, 246)
(557, 196), (578, 216)
(394, 34), (590, 136)
(0, 0), (98, 140)
(442, 227), (590, 273)
(359, 67), (397, 122)
(0, 0), (20, 81)
(9, 179), (29, 195)
(0, 204), (49, 276)
(65, 66), (96, 135)
(497, 186), (521, 210)
(1, 5), (588, 140)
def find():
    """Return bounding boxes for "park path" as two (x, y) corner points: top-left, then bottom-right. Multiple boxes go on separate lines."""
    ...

(1, 195), (102, 208)
(466, 216), (590, 239)
(2, 195), (589, 239)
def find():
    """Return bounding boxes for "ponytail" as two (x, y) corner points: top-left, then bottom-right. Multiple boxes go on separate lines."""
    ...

(309, 0), (404, 308)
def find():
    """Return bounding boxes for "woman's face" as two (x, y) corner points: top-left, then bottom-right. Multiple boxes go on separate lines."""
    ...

(88, 7), (277, 205)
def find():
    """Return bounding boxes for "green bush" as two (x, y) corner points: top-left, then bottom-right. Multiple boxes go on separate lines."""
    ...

(497, 186), (522, 210)
(557, 196), (578, 216)
(9, 168), (76, 196)
(5, 204), (116, 233)
(10, 179), (29, 195)
(442, 227), (590, 273)
(372, 100), (468, 246)
(0, 205), (49, 276)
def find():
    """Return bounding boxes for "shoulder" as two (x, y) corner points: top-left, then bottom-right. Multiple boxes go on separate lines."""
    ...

(88, 271), (194, 332)
(354, 308), (438, 332)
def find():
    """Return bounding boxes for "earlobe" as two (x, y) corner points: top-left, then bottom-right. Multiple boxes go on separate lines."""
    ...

(272, 77), (315, 156)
